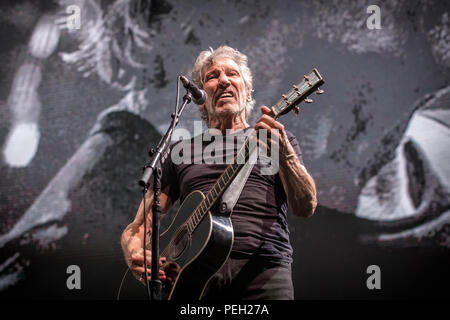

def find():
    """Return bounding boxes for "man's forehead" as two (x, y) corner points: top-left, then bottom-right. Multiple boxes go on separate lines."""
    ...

(203, 57), (240, 74)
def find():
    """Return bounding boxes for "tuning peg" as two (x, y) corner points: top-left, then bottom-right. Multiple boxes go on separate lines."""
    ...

(315, 88), (324, 95)
(304, 98), (313, 103)
(293, 106), (300, 114)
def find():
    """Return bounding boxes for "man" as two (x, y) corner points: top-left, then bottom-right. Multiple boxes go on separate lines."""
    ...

(121, 45), (317, 300)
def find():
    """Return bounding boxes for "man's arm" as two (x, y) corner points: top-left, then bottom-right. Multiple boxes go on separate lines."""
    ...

(255, 106), (317, 218)
(121, 189), (173, 282)
(277, 139), (317, 217)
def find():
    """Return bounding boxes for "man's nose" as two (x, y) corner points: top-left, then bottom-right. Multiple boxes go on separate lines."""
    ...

(218, 73), (230, 88)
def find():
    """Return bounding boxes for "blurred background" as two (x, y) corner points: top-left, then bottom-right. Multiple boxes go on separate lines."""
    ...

(0, 0), (449, 299)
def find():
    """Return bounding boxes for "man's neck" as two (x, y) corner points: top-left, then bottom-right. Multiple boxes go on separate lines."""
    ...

(208, 112), (249, 134)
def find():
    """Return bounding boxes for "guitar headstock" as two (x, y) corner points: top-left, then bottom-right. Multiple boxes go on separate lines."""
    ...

(270, 68), (324, 119)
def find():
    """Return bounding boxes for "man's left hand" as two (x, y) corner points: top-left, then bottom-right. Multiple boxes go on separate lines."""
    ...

(254, 105), (298, 162)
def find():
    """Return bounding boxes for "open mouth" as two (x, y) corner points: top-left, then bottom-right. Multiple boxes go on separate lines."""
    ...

(215, 91), (234, 103)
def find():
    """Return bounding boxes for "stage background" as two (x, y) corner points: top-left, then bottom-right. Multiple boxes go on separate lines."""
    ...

(0, 0), (449, 299)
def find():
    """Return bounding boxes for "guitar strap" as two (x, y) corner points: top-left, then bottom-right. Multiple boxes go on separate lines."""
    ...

(219, 129), (258, 216)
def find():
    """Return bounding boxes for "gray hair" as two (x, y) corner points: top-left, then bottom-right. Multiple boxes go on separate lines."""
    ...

(191, 45), (255, 123)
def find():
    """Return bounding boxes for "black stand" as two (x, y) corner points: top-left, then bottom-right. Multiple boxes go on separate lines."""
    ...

(139, 91), (192, 300)
(150, 165), (161, 300)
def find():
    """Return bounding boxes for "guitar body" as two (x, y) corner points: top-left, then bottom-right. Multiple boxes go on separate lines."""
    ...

(159, 190), (234, 300)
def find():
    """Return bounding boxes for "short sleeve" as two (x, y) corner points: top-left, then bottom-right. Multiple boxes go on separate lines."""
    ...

(159, 143), (180, 202)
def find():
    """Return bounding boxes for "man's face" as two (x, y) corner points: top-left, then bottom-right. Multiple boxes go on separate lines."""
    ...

(201, 57), (248, 120)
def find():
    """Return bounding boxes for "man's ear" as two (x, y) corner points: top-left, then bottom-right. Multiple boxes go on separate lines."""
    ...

(198, 104), (206, 115)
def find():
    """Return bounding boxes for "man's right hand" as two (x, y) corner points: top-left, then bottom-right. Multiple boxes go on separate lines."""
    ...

(121, 190), (173, 285)
(128, 249), (167, 284)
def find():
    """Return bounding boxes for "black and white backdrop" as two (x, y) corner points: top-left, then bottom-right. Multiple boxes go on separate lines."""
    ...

(0, 0), (449, 299)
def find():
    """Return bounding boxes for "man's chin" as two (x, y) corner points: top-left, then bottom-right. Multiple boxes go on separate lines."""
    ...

(212, 104), (238, 115)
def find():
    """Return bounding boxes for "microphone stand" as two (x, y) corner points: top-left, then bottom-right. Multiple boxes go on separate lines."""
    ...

(139, 91), (193, 300)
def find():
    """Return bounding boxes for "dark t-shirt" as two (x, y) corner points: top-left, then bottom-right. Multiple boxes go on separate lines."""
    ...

(160, 127), (303, 265)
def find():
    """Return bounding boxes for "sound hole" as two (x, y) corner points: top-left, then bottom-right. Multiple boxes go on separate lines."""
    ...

(169, 226), (190, 260)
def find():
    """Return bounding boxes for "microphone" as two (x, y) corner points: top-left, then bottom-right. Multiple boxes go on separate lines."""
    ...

(179, 76), (207, 105)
